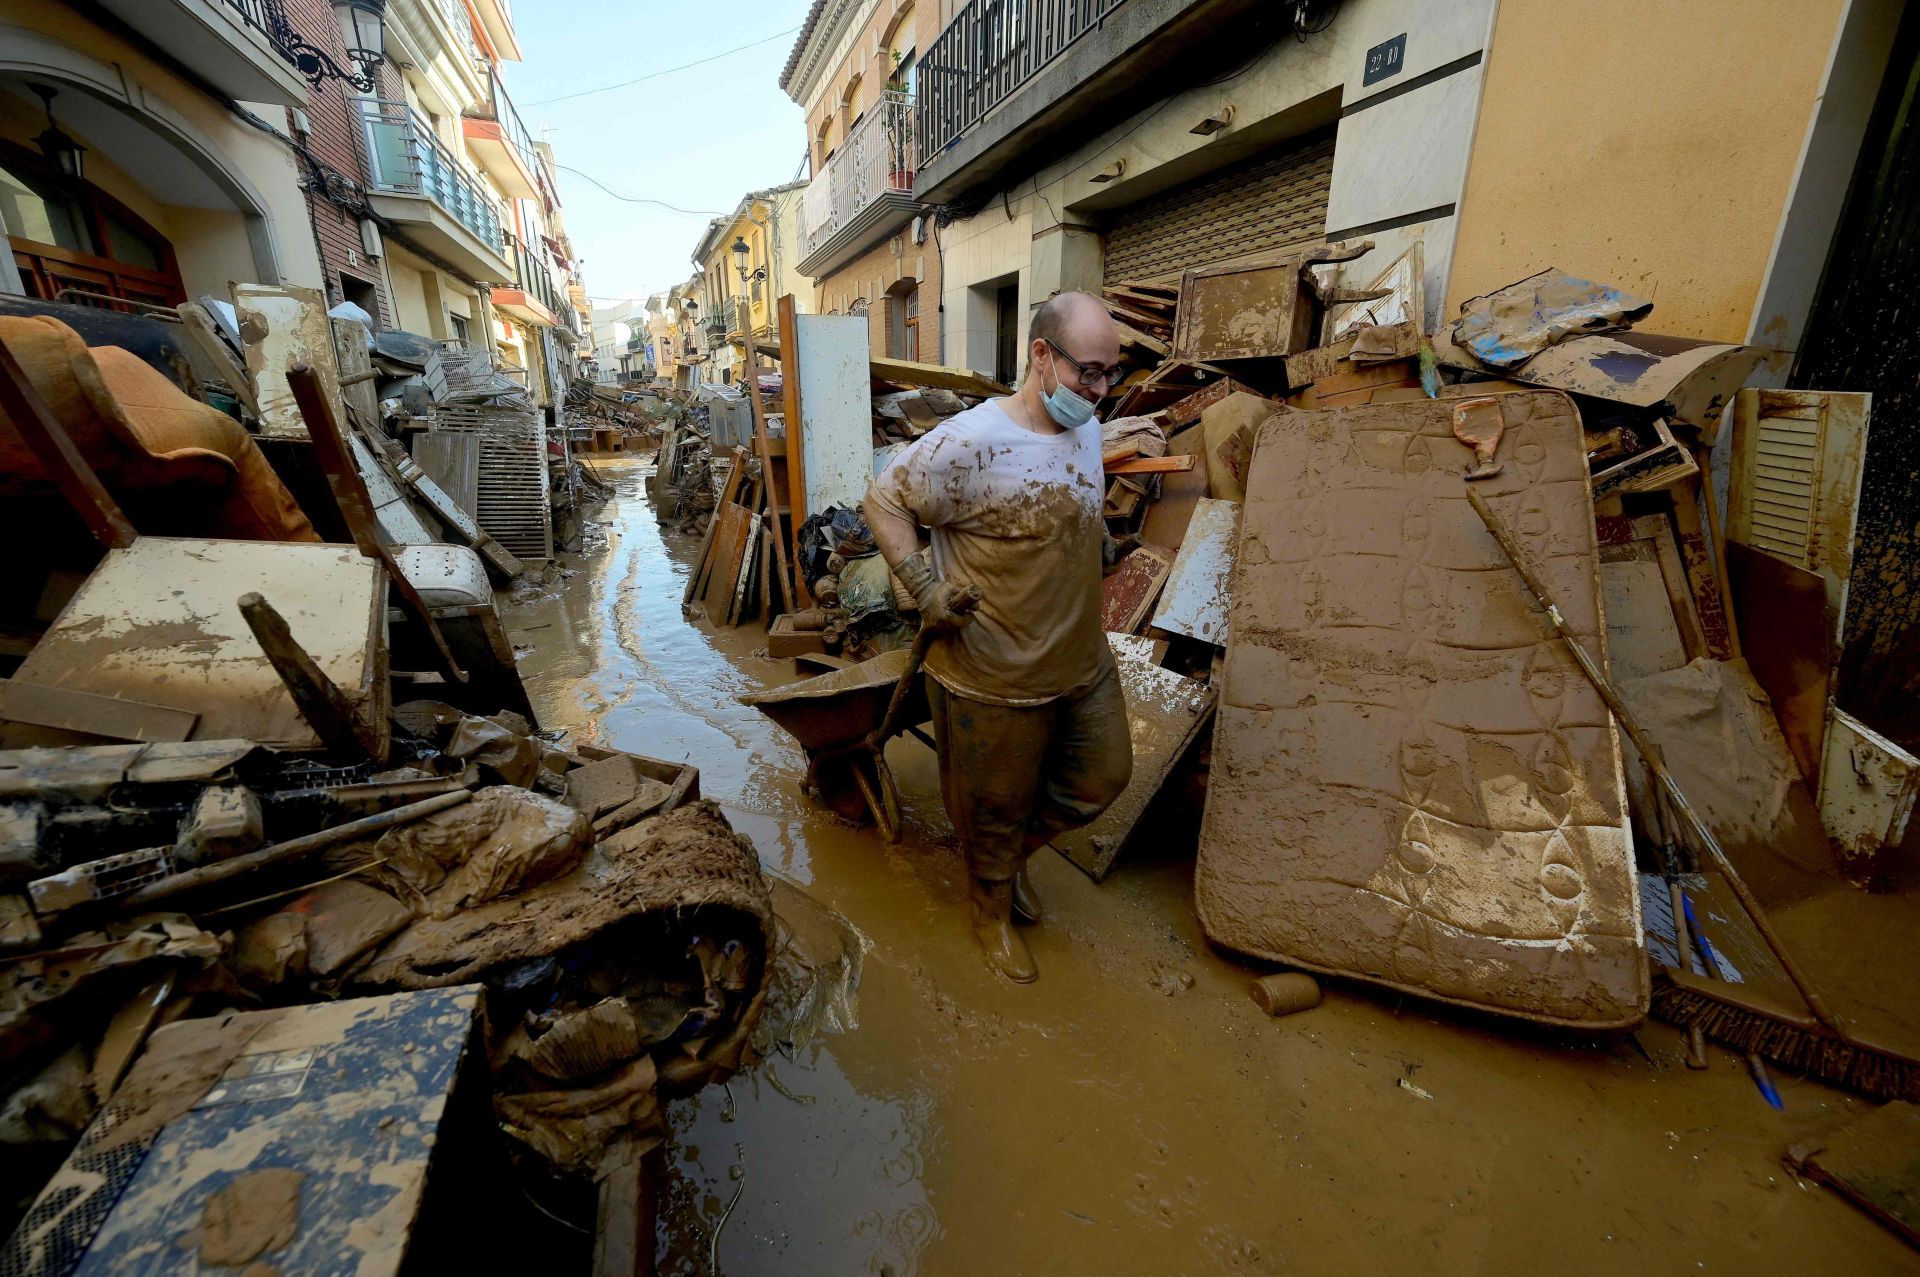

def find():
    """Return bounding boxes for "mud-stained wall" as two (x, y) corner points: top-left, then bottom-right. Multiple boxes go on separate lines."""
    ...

(1446, 0), (1848, 343)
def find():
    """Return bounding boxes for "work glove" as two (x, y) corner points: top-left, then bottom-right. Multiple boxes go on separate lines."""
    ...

(896, 548), (980, 635)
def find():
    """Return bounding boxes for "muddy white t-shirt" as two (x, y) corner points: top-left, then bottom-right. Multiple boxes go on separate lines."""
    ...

(870, 397), (1110, 706)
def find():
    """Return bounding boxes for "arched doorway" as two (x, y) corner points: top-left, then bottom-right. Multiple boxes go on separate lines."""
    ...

(0, 137), (185, 309)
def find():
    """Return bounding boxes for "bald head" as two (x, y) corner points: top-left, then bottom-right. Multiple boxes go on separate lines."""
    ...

(1025, 290), (1121, 388)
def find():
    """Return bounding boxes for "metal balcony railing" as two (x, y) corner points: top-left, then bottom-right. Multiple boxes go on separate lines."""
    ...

(470, 69), (540, 176)
(356, 99), (506, 255)
(438, 0), (484, 60)
(511, 241), (563, 316)
(799, 89), (915, 260)
(919, 0), (1127, 160)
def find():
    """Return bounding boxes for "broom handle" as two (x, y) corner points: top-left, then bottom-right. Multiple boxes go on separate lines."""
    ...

(1465, 487), (1841, 1032)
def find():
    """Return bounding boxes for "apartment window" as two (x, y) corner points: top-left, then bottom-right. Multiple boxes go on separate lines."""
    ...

(891, 48), (918, 97)
(0, 141), (183, 309)
(449, 313), (470, 342)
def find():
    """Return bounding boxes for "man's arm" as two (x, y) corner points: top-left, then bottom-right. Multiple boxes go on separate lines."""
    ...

(863, 469), (977, 635)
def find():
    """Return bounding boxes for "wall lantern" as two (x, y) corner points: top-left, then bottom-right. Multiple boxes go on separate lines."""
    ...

(283, 0), (388, 92)
(30, 86), (86, 182)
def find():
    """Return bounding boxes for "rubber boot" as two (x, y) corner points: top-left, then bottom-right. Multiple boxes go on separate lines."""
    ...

(970, 879), (1037, 983)
(1011, 863), (1044, 924)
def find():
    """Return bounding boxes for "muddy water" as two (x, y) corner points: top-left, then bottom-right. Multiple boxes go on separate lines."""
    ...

(504, 457), (1917, 1275)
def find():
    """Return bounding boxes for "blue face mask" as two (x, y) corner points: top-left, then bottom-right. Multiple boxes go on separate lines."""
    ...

(1042, 356), (1099, 429)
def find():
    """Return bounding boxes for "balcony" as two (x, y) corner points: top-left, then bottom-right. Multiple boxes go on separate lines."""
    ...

(915, 0), (1265, 205)
(492, 241), (561, 328)
(797, 89), (918, 279)
(463, 70), (540, 200)
(95, 0), (312, 106)
(356, 99), (511, 282)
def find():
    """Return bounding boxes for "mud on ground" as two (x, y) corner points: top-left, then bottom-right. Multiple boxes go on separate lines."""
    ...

(502, 455), (1920, 1276)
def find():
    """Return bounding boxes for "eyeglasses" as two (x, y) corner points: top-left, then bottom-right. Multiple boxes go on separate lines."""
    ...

(1045, 340), (1126, 390)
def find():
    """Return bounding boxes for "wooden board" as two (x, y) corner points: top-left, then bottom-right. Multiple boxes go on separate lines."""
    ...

(0, 677), (197, 744)
(796, 316), (874, 516)
(1671, 477), (1737, 661)
(1139, 426), (1211, 551)
(1105, 455), (1195, 476)
(1150, 498), (1239, 645)
(334, 317), (379, 431)
(1597, 540), (1690, 683)
(1818, 706), (1920, 886)
(729, 512), (762, 627)
(1728, 539), (1833, 782)
(701, 503), (754, 618)
(868, 355), (1009, 398)
(414, 431), (482, 519)
(10, 538), (387, 750)
(233, 282), (338, 442)
(1054, 633), (1215, 882)
(1099, 545), (1174, 633)
(1639, 513), (1709, 661)
(1198, 393), (1279, 502)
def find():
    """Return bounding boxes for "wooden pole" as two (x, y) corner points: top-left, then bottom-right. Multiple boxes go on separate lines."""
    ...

(238, 591), (387, 762)
(1692, 445), (1742, 660)
(0, 335), (137, 549)
(742, 350), (796, 615)
(123, 789), (471, 909)
(777, 295), (813, 608)
(287, 363), (466, 684)
(1466, 485), (1839, 1032)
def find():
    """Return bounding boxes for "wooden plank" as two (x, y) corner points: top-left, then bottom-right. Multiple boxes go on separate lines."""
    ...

(288, 364), (466, 685)
(0, 678), (197, 743)
(797, 315), (879, 516)
(238, 591), (386, 762)
(743, 349), (795, 614)
(778, 293), (811, 606)
(1150, 498), (1239, 645)
(1159, 378), (1264, 431)
(1671, 475), (1736, 660)
(1055, 634), (1215, 881)
(729, 512), (761, 627)
(1638, 513), (1709, 662)
(176, 301), (260, 418)
(1139, 427), (1211, 551)
(1728, 539), (1833, 782)
(1784, 1100), (1920, 1249)
(687, 448), (749, 606)
(868, 355), (1010, 397)
(1105, 454), (1195, 476)
(0, 335), (137, 549)
(414, 430), (481, 518)
(1099, 544), (1175, 633)
(1818, 706), (1920, 886)
(1598, 540), (1690, 682)
(701, 503), (753, 618)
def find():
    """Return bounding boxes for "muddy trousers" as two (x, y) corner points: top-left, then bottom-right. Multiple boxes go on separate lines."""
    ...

(926, 663), (1132, 884)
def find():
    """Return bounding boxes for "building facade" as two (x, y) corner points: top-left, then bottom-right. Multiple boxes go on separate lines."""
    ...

(781, 0), (940, 361)
(690, 181), (808, 384)
(1, 0), (326, 308)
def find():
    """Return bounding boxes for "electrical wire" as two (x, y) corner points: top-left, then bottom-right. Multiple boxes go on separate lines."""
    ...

(524, 26), (803, 106)
(555, 166), (725, 216)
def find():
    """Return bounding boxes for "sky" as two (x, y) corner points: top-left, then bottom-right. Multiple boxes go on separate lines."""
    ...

(504, 0), (816, 308)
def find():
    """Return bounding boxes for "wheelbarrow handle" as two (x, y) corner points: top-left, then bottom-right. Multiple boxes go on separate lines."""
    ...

(866, 583), (981, 750)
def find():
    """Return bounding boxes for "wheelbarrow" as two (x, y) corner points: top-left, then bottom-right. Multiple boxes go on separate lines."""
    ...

(742, 589), (979, 841)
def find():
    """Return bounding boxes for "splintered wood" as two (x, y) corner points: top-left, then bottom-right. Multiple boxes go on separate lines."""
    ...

(1196, 393), (1646, 1029)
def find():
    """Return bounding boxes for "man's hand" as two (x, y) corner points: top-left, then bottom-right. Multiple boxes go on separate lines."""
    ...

(897, 548), (981, 635)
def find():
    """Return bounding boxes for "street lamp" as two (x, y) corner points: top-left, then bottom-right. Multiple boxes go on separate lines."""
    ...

(282, 0), (388, 92)
(30, 86), (85, 182)
(731, 236), (751, 281)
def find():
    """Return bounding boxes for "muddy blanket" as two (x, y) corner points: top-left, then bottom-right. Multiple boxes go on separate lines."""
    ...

(1195, 392), (1646, 1029)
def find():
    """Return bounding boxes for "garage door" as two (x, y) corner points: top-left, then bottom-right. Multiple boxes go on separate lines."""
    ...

(1102, 131), (1335, 286)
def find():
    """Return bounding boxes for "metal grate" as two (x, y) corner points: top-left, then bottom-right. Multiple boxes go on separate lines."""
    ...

(1102, 133), (1335, 285)
(434, 410), (553, 561)
(0, 1105), (157, 1277)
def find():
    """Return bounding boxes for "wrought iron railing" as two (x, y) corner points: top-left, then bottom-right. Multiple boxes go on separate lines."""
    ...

(799, 89), (915, 260)
(919, 0), (1128, 161)
(356, 98), (506, 257)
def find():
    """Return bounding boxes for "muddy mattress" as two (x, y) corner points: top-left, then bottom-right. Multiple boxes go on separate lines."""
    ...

(1195, 392), (1646, 1028)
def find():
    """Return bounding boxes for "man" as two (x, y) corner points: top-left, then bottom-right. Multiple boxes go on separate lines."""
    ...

(864, 291), (1132, 983)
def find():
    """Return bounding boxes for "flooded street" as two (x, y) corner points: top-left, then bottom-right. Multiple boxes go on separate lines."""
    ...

(502, 456), (1914, 1276)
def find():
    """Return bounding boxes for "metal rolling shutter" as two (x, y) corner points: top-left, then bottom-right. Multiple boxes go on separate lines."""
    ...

(1102, 131), (1335, 285)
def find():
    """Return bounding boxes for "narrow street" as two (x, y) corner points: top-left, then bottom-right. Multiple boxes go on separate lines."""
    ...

(504, 456), (1912, 1275)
